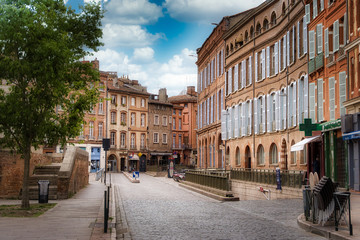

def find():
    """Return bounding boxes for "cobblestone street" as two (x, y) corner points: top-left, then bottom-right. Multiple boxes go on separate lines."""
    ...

(112, 173), (325, 240)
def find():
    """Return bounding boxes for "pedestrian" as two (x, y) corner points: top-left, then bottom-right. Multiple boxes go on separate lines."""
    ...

(313, 156), (320, 175)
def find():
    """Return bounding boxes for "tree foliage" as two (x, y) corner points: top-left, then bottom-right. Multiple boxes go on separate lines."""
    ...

(0, 0), (103, 208)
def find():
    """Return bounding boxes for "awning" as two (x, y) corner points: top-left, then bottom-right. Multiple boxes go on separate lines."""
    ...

(129, 155), (139, 160)
(150, 152), (172, 156)
(291, 136), (321, 152)
(343, 130), (360, 141)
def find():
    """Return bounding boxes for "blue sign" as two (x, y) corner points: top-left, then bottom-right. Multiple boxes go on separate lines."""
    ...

(133, 171), (139, 179)
(276, 167), (282, 190)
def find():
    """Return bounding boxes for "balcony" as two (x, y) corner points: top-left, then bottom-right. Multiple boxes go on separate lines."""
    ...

(315, 52), (324, 71)
(130, 145), (137, 150)
(327, 53), (335, 67)
(338, 46), (346, 61)
(308, 58), (315, 74)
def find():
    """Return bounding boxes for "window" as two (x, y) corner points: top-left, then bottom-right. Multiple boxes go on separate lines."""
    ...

(179, 119), (182, 130)
(153, 133), (159, 143)
(121, 112), (126, 125)
(317, 79), (324, 121)
(111, 112), (116, 124)
(110, 132), (116, 147)
(120, 133), (126, 148)
(169, 116), (172, 124)
(140, 134), (145, 148)
(309, 83), (316, 123)
(316, 24), (323, 54)
(121, 96), (127, 106)
(179, 134), (182, 148)
(89, 121), (94, 138)
(99, 82), (104, 92)
(329, 77), (335, 120)
(271, 12), (276, 26)
(291, 140), (296, 164)
(154, 115), (159, 125)
(270, 144), (278, 164)
(173, 134), (176, 148)
(98, 122), (103, 139)
(162, 116), (167, 126)
(173, 118), (176, 129)
(131, 133), (135, 149)
(98, 100), (103, 114)
(90, 104), (95, 114)
(131, 113), (136, 126)
(141, 98), (145, 107)
(179, 110), (182, 115)
(236, 147), (240, 165)
(79, 124), (84, 138)
(162, 134), (167, 144)
(339, 71), (346, 116)
(141, 114), (145, 127)
(250, 26), (254, 38)
(263, 18), (269, 31)
(111, 95), (116, 105)
(256, 22), (261, 35)
(131, 97), (135, 106)
(173, 109), (176, 115)
(257, 145), (265, 165)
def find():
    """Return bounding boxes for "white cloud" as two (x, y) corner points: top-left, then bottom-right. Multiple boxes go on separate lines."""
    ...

(101, 24), (165, 48)
(103, 0), (163, 25)
(164, 0), (264, 24)
(132, 47), (155, 64)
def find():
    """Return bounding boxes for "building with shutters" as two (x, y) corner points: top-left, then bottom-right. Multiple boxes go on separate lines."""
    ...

(196, 12), (249, 170)
(343, 0), (360, 191)
(106, 76), (150, 172)
(221, 0), (309, 172)
(306, 0), (348, 188)
(169, 86), (198, 166)
(148, 88), (173, 171)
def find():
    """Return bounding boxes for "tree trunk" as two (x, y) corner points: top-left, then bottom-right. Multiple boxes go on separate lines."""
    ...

(21, 144), (31, 209)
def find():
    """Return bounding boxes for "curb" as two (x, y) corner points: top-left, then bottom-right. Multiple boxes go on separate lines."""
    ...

(297, 214), (354, 240)
(115, 184), (132, 240)
(122, 172), (140, 183)
(179, 182), (239, 201)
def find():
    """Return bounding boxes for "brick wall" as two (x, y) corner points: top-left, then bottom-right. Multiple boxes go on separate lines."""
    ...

(0, 151), (53, 198)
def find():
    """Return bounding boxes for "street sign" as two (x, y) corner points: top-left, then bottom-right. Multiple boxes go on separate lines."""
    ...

(133, 171), (139, 179)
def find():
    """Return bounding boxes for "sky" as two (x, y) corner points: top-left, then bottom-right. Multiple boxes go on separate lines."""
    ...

(65, 0), (264, 96)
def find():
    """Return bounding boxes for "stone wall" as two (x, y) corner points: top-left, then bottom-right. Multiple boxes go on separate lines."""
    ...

(57, 146), (89, 199)
(0, 151), (54, 198)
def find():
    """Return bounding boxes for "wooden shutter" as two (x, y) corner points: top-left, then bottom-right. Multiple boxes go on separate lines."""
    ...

(287, 31), (290, 66)
(249, 56), (252, 85)
(304, 75), (309, 119)
(197, 105), (199, 129)
(320, 0), (324, 11)
(297, 21), (300, 59)
(292, 25), (295, 63)
(339, 71), (346, 116)
(309, 83), (316, 122)
(287, 86), (291, 128)
(309, 30), (315, 59)
(262, 96), (266, 133)
(303, 16), (308, 54)
(234, 104), (239, 138)
(262, 49), (266, 80)
(225, 71), (228, 95)
(293, 82), (297, 127)
(283, 35), (287, 70)
(305, 4), (310, 24)
(279, 39), (282, 71)
(283, 87), (287, 129)
(313, 0), (318, 19)
(221, 109), (227, 140)
(255, 52), (258, 82)
(254, 98), (258, 134)
(241, 103), (245, 137)
(249, 100), (252, 135)
(317, 79), (323, 121)
(266, 46), (270, 78)
(324, 28), (329, 57)
(317, 24), (323, 54)
(207, 98), (210, 125)
(243, 60), (247, 86)
(298, 79), (302, 124)
(275, 91), (280, 131)
(329, 77), (335, 120)
(267, 94), (271, 132)
(344, 14), (347, 46)
(275, 42), (279, 75)
(334, 20), (339, 52)
(234, 64), (238, 91)
(221, 88), (224, 112)
(208, 63), (210, 85)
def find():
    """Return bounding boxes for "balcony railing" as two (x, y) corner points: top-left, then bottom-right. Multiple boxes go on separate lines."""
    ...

(315, 52), (324, 71)
(327, 53), (335, 67)
(186, 170), (230, 191)
(308, 58), (316, 74)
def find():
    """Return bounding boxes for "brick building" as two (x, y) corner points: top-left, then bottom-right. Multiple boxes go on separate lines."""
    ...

(148, 88), (173, 170)
(169, 86), (198, 166)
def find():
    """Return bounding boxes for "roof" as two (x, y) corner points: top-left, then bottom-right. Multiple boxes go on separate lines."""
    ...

(168, 94), (197, 103)
(148, 99), (173, 107)
(108, 84), (150, 96)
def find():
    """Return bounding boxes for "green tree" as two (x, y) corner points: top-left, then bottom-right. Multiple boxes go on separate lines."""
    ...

(0, 0), (103, 208)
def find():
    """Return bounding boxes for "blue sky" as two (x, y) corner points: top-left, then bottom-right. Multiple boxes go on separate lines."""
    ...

(65, 0), (264, 96)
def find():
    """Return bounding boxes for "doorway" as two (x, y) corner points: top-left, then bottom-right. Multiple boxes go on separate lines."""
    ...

(245, 146), (251, 169)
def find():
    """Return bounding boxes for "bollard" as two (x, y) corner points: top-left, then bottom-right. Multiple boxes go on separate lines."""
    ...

(104, 190), (108, 233)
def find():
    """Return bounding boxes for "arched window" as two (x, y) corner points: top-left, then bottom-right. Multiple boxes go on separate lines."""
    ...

(263, 18), (269, 31)
(245, 31), (249, 42)
(282, 2), (286, 16)
(226, 45), (229, 56)
(270, 143), (278, 164)
(256, 22), (261, 35)
(250, 26), (254, 38)
(271, 12), (277, 26)
(291, 140), (296, 164)
(230, 43), (234, 53)
(257, 145), (265, 165)
(236, 147), (240, 166)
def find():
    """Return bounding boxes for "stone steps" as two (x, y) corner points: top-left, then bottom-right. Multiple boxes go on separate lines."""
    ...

(33, 165), (61, 175)
(29, 164), (61, 200)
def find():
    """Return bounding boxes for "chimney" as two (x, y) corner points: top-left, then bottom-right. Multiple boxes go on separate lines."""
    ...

(159, 88), (168, 102)
(92, 58), (99, 70)
(187, 86), (196, 96)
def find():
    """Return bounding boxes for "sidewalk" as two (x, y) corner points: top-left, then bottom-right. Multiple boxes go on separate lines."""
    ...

(297, 192), (360, 240)
(0, 173), (116, 240)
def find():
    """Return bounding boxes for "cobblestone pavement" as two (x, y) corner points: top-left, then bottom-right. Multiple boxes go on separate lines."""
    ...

(113, 173), (325, 240)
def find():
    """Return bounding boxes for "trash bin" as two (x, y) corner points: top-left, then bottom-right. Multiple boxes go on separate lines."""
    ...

(38, 180), (50, 203)
(303, 186), (311, 221)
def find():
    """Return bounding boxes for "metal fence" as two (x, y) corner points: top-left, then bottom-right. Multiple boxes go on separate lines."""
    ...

(230, 168), (305, 188)
(186, 170), (230, 191)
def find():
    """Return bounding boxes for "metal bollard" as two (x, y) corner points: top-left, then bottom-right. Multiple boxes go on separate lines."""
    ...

(104, 190), (108, 233)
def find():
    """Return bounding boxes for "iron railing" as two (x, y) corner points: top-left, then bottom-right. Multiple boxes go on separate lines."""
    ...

(231, 168), (305, 188)
(186, 170), (230, 191)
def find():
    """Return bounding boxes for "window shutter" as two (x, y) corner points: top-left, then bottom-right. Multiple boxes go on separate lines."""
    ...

(278, 39), (282, 71)
(292, 25), (295, 63)
(297, 21), (300, 59)
(215, 91), (218, 121)
(287, 86), (291, 128)
(324, 28), (329, 57)
(225, 71), (228, 95)
(344, 14), (347, 46)
(267, 94), (271, 132)
(309, 30), (315, 59)
(303, 16), (308, 54)
(317, 79), (324, 121)
(313, 0), (318, 19)
(221, 88), (224, 112)
(262, 49), (266, 80)
(287, 31), (290, 66)
(305, 4), (310, 24)
(249, 56), (252, 85)
(232, 107), (235, 138)
(266, 46), (270, 77)
(207, 98), (210, 125)
(309, 83), (316, 122)
(283, 35), (287, 70)
(234, 104), (239, 138)
(317, 24), (323, 54)
(221, 110), (227, 140)
(249, 100), (252, 135)
(217, 52), (219, 77)
(275, 43), (279, 75)
(229, 67), (232, 94)
(298, 79), (302, 124)
(334, 20), (339, 52)
(293, 82), (297, 127)
(339, 71), (346, 116)
(197, 105), (199, 129)
(200, 103), (202, 129)
(234, 64), (239, 91)
(262, 96), (266, 133)
(304, 75), (309, 119)
(329, 77), (335, 120)
(227, 108), (231, 139)
(254, 98), (258, 134)
(221, 50), (223, 75)
(208, 63), (210, 85)
(241, 103), (245, 137)
(283, 87), (287, 129)
(320, 0), (324, 11)
(255, 52), (258, 82)
(211, 95), (214, 123)
(243, 60), (247, 86)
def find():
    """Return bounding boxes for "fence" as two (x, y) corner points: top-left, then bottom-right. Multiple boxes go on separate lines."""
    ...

(231, 168), (305, 188)
(186, 170), (230, 191)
